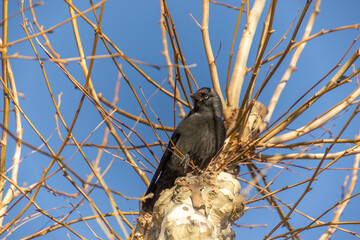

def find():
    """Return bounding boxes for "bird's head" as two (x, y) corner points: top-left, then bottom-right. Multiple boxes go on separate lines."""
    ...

(190, 88), (223, 118)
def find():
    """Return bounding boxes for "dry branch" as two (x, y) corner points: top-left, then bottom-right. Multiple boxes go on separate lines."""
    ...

(266, 0), (321, 123)
(227, 0), (266, 110)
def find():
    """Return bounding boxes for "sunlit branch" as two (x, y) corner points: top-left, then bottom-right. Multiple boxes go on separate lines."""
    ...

(0, 58), (23, 226)
(261, 24), (360, 66)
(268, 85), (360, 144)
(20, 13), (126, 238)
(201, 0), (225, 105)
(265, 95), (359, 239)
(260, 47), (360, 144)
(227, 0), (266, 109)
(266, 0), (321, 124)
(318, 142), (359, 240)
(259, 147), (360, 161)
(0, 0), (10, 206)
(160, 0), (186, 117)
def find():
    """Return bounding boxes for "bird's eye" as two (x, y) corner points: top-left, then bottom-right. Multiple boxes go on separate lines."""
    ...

(204, 94), (209, 100)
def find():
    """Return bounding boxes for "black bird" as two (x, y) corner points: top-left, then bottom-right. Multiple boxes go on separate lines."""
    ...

(142, 87), (226, 212)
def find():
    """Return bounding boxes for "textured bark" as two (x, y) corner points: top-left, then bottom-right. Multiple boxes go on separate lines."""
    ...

(132, 102), (269, 239)
(241, 101), (268, 141)
(134, 172), (246, 240)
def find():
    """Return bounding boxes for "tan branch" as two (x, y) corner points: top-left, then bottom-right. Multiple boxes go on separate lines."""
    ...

(260, 146), (360, 162)
(0, 0), (10, 204)
(260, 48), (360, 144)
(0, 59), (23, 226)
(201, 0), (225, 105)
(268, 86), (360, 144)
(266, 0), (321, 124)
(160, 0), (186, 117)
(319, 130), (360, 240)
(227, 0), (267, 109)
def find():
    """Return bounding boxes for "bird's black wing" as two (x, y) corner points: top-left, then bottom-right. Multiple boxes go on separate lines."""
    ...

(145, 129), (181, 196)
(145, 110), (195, 196)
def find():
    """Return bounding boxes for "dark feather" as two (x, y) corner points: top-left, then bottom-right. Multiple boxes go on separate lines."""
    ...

(142, 88), (226, 212)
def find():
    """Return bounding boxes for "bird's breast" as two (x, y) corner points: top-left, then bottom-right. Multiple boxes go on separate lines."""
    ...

(180, 114), (224, 169)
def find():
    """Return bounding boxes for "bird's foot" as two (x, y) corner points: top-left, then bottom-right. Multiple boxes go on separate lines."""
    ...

(194, 166), (203, 174)
(180, 153), (191, 171)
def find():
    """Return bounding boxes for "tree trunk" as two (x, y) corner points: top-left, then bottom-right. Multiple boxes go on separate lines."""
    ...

(134, 171), (246, 240)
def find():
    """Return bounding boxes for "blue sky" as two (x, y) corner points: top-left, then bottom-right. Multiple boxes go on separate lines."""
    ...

(1, 0), (360, 239)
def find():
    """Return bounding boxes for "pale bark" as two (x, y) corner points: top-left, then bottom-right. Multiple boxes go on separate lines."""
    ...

(227, 0), (267, 109)
(135, 172), (246, 240)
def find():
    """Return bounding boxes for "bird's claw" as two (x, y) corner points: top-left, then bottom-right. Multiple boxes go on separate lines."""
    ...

(194, 166), (203, 174)
(180, 154), (190, 171)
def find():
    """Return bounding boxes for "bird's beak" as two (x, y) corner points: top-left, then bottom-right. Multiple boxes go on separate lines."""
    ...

(190, 92), (201, 103)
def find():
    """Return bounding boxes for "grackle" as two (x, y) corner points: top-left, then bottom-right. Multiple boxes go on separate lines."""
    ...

(142, 87), (226, 212)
